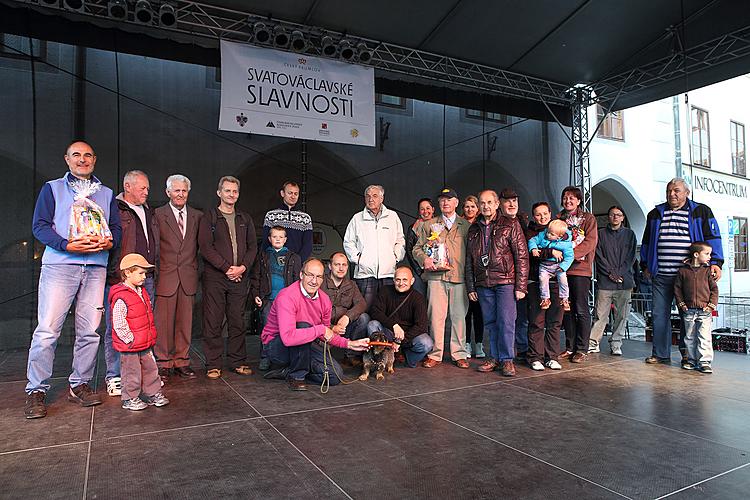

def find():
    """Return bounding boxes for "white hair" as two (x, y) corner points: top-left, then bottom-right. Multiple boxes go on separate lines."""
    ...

(166, 174), (192, 192)
(667, 177), (691, 194)
(123, 170), (148, 185)
(364, 184), (385, 197)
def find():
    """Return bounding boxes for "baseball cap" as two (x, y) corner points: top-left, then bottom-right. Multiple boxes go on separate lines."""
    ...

(437, 187), (459, 199)
(120, 253), (155, 270)
(499, 187), (519, 199)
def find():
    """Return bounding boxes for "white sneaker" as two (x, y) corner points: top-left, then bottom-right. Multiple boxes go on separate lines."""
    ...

(610, 345), (623, 356)
(545, 360), (562, 370)
(465, 342), (472, 358)
(106, 377), (121, 397)
(588, 341), (600, 354)
(530, 361), (545, 371)
(474, 343), (486, 359)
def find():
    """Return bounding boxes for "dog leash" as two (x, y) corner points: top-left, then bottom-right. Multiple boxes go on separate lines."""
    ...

(320, 340), (360, 394)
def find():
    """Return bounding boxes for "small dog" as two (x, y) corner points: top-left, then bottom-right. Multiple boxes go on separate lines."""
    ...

(358, 332), (395, 381)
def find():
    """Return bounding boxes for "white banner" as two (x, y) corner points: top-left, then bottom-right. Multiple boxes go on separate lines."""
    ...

(219, 40), (375, 147)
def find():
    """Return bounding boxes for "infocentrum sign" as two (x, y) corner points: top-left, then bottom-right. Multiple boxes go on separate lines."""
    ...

(686, 173), (748, 198)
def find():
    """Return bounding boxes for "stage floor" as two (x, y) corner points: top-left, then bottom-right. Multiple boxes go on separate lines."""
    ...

(1, 337), (749, 499)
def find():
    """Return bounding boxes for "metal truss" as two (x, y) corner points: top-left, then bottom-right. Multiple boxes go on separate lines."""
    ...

(569, 86), (592, 215)
(7, 0), (575, 108)
(593, 24), (750, 105)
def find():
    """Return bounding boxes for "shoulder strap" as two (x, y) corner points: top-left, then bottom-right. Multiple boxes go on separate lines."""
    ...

(388, 290), (413, 320)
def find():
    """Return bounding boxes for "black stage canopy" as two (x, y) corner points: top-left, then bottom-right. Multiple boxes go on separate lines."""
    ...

(2, 0), (750, 125)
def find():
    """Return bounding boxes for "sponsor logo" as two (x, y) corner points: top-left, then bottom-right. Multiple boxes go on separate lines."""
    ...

(235, 113), (248, 127)
(350, 128), (359, 138)
(266, 121), (276, 128)
(321, 123), (328, 130)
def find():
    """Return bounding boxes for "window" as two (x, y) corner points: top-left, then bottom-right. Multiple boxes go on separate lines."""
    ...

(0, 35), (46, 61)
(734, 217), (748, 272)
(596, 105), (624, 141)
(691, 107), (710, 168)
(730, 121), (746, 177)
(465, 108), (507, 124)
(375, 93), (406, 109)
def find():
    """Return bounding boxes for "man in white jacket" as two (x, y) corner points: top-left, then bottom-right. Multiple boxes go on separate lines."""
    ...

(343, 185), (406, 309)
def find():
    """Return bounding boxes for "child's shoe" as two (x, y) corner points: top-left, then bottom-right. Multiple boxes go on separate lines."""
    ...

(122, 398), (148, 411)
(561, 299), (571, 312)
(697, 362), (713, 374)
(540, 298), (551, 310)
(106, 377), (122, 397)
(681, 359), (695, 370)
(465, 342), (472, 358)
(144, 392), (170, 407)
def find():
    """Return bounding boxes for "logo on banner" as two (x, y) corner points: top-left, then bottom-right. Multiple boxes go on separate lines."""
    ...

(266, 121), (276, 128)
(319, 122), (330, 137)
(350, 129), (359, 138)
(235, 113), (248, 127)
(321, 123), (328, 129)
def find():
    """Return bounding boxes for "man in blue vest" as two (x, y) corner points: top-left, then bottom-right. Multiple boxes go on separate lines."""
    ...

(24, 141), (122, 419)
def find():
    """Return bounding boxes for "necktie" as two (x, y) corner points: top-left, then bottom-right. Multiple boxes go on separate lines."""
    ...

(178, 210), (185, 238)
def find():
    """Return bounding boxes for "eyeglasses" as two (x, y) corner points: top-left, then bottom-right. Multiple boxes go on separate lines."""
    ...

(609, 213), (624, 218)
(302, 271), (324, 281)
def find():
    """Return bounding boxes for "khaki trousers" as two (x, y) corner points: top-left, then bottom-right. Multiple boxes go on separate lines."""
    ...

(426, 280), (468, 362)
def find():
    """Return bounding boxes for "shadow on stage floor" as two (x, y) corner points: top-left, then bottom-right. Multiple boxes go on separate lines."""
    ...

(1, 337), (750, 499)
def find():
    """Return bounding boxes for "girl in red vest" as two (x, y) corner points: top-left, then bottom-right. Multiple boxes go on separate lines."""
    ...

(110, 253), (169, 411)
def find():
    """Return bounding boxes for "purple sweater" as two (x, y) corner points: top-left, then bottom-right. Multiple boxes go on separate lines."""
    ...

(261, 281), (347, 349)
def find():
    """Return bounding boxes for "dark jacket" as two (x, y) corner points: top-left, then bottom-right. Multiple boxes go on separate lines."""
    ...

(465, 214), (529, 294)
(640, 199), (723, 277)
(198, 207), (257, 278)
(404, 221), (422, 273)
(596, 225), (637, 290)
(674, 263), (719, 310)
(369, 286), (428, 343)
(249, 248), (301, 300)
(107, 195), (159, 285)
(525, 220), (554, 284)
(320, 273), (368, 325)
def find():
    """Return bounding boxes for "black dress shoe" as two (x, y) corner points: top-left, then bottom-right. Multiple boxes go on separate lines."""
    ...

(174, 366), (196, 379)
(264, 367), (289, 380)
(158, 368), (171, 379)
(287, 377), (307, 391)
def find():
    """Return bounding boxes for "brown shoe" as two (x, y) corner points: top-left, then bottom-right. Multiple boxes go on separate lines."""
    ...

(477, 359), (499, 372)
(501, 360), (516, 377)
(206, 369), (222, 379)
(559, 350), (573, 360)
(287, 377), (307, 391)
(395, 352), (406, 364)
(422, 358), (441, 368)
(561, 299), (571, 312)
(233, 365), (254, 375)
(540, 298), (551, 310)
(455, 359), (470, 369)
(570, 352), (587, 363)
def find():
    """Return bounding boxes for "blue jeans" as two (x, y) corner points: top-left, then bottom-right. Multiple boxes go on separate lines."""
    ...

(26, 264), (106, 393)
(266, 331), (342, 384)
(344, 313), (370, 358)
(367, 320), (433, 368)
(103, 276), (155, 380)
(682, 309), (714, 364)
(477, 285), (517, 361)
(651, 273), (677, 359)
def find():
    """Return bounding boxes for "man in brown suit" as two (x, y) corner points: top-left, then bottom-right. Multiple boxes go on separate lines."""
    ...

(154, 174), (202, 379)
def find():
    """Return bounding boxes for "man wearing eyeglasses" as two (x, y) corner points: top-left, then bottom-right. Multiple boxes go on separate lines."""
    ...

(589, 206), (636, 356)
(261, 258), (370, 391)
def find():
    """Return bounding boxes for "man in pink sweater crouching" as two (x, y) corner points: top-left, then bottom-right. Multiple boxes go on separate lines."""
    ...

(261, 258), (370, 391)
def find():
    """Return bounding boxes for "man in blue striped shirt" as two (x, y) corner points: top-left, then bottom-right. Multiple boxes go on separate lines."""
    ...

(640, 178), (723, 364)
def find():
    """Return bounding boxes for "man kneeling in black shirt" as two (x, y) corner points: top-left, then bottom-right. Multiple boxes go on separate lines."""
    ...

(367, 266), (433, 368)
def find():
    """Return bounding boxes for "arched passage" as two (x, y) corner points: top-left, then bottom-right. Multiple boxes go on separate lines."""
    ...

(592, 176), (648, 239)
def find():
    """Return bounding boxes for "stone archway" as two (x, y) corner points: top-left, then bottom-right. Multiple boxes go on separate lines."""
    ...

(592, 175), (648, 238)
